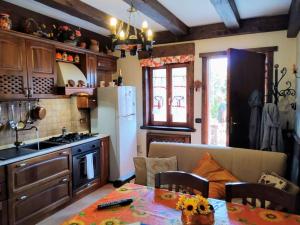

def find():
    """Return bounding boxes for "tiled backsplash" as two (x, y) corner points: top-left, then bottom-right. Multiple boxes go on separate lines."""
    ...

(0, 98), (89, 147)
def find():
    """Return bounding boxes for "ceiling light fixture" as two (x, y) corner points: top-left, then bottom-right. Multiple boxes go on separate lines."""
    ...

(109, 0), (154, 58)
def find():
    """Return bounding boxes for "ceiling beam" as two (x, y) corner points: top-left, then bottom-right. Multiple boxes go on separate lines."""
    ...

(287, 0), (300, 37)
(155, 15), (289, 44)
(123, 0), (189, 36)
(34, 0), (111, 30)
(210, 0), (240, 29)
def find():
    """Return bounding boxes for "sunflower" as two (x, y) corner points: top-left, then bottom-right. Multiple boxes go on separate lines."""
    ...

(62, 219), (86, 225)
(183, 198), (198, 216)
(197, 197), (211, 215)
(132, 210), (149, 218)
(176, 195), (187, 210)
(161, 192), (177, 200)
(99, 218), (121, 225)
(259, 210), (283, 222)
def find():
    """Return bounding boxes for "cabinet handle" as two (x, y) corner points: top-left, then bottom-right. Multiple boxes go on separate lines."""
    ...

(16, 163), (27, 168)
(61, 178), (68, 183)
(60, 151), (69, 155)
(28, 88), (33, 97)
(18, 195), (27, 201)
(24, 88), (29, 97)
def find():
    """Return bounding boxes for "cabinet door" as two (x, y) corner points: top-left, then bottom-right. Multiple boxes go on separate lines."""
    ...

(0, 200), (7, 225)
(87, 54), (97, 88)
(8, 175), (71, 225)
(100, 137), (110, 186)
(26, 40), (57, 98)
(7, 148), (71, 195)
(0, 33), (27, 99)
(97, 56), (117, 72)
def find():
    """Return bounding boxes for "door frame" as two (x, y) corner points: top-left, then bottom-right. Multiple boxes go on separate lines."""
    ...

(200, 46), (277, 144)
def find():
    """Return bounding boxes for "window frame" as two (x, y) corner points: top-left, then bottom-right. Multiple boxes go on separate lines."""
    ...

(142, 62), (194, 129)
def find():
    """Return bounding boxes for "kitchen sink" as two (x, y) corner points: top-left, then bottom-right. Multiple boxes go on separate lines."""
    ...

(21, 141), (63, 150)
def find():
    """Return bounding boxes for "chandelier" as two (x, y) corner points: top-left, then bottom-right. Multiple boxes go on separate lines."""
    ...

(109, 1), (154, 58)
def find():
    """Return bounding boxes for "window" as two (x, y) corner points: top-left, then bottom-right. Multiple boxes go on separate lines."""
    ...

(143, 63), (194, 129)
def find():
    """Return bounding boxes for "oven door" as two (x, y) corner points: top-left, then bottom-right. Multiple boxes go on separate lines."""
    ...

(72, 149), (100, 191)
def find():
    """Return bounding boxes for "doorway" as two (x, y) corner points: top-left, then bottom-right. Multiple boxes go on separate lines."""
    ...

(207, 57), (228, 146)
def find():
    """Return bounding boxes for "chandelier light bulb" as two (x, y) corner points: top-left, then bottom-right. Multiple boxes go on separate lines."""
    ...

(119, 30), (125, 40)
(147, 29), (153, 41)
(141, 21), (148, 32)
(110, 17), (117, 27)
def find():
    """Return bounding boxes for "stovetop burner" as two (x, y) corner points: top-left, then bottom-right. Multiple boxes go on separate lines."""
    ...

(47, 133), (97, 144)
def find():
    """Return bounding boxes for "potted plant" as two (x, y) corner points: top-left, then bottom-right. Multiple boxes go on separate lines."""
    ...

(57, 25), (81, 46)
(176, 194), (215, 225)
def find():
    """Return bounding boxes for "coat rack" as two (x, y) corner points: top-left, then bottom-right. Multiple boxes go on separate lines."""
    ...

(272, 64), (296, 110)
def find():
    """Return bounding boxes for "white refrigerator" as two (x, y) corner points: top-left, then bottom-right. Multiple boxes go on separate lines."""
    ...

(91, 86), (137, 183)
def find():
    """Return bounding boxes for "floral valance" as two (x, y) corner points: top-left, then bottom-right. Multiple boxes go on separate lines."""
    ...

(140, 54), (194, 67)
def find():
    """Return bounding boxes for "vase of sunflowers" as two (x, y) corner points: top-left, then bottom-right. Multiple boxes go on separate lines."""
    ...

(176, 195), (214, 225)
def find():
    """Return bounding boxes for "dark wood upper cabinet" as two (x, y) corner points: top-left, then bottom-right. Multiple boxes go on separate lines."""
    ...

(97, 56), (117, 72)
(26, 40), (57, 98)
(0, 33), (27, 99)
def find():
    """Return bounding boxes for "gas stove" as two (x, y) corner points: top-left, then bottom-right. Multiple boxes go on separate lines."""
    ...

(47, 132), (97, 144)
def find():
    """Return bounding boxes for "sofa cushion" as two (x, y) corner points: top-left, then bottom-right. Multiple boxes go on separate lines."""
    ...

(146, 156), (177, 187)
(133, 157), (147, 185)
(193, 152), (239, 199)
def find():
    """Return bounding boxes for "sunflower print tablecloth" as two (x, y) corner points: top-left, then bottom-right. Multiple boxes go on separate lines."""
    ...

(62, 183), (300, 225)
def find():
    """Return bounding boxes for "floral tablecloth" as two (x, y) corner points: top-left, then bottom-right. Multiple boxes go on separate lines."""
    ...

(62, 183), (300, 225)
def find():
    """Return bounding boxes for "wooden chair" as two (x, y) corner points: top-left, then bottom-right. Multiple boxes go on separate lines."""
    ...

(155, 171), (209, 197)
(225, 182), (299, 213)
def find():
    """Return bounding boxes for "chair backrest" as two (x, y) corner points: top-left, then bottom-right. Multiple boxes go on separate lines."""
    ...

(155, 171), (209, 198)
(225, 182), (299, 213)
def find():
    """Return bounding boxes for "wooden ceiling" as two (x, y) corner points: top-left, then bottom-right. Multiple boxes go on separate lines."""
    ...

(28, 0), (300, 43)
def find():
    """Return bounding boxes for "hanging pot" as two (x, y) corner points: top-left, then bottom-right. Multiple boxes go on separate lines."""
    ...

(31, 105), (46, 120)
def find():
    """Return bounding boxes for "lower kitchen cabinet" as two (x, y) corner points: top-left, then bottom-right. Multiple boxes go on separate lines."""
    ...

(0, 200), (7, 225)
(8, 175), (71, 225)
(7, 148), (71, 195)
(100, 137), (110, 186)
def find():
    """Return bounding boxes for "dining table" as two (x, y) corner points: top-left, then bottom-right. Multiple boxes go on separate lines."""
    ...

(62, 183), (300, 225)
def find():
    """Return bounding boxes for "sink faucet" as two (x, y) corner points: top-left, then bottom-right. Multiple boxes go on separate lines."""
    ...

(15, 126), (39, 148)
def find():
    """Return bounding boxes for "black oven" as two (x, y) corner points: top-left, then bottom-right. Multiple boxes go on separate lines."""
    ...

(72, 140), (100, 192)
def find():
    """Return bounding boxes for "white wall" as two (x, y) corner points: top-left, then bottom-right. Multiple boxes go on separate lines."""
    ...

(116, 31), (297, 156)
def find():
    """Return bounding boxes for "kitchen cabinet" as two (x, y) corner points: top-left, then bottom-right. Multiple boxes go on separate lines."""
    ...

(0, 32), (28, 100)
(100, 137), (110, 186)
(0, 167), (7, 225)
(87, 54), (97, 88)
(8, 175), (71, 225)
(97, 56), (117, 72)
(26, 40), (57, 98)
(77, 96), (97, 109)
(7, 148), (71, 195)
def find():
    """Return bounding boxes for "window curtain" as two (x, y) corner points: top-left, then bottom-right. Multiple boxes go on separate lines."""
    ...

(140, 54), (194, 68)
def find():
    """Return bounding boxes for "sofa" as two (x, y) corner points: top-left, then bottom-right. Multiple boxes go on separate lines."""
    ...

(147, 142), (299, 195)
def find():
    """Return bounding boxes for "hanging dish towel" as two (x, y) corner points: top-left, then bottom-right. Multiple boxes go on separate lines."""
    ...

(248, 90), (262, 149)
(86, 153), (95, 179)
(260, 103), (284, 152)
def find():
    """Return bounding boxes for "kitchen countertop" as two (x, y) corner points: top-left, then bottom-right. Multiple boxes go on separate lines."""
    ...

(0, 133), (109, 166)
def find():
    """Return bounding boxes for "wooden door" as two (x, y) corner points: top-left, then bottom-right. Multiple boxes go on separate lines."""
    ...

(227, 48), (266, 148)
(26, 40), (57, 98)
(0, 33), (27, 99)
(87, 54), (97, 88)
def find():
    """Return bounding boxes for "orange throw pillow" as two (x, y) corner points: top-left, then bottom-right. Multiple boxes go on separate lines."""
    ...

(193, 152), (239, 199)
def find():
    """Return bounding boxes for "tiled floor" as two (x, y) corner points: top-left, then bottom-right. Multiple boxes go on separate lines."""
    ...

(37, 184), (115, 225)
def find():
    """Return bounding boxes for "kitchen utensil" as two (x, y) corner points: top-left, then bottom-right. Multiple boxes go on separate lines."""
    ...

(16, 102), (25, 130)
(31, 105), (46, 120)
(8, 103), (17, 129)
(26, 102), (33, 124)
